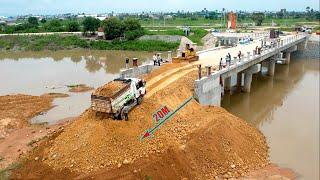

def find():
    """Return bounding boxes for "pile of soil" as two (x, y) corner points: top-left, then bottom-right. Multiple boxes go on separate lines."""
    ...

(39, 67), (269, 179)
(93, 81), (128, 97)
(68, 84), (94, 93)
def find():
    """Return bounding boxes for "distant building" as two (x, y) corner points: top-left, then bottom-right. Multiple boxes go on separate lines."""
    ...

(77, 14), (108, 21)
(227, 12), (237, 29)
(97, 27), (105, 39)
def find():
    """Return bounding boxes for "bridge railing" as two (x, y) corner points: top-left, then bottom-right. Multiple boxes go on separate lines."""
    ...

(215, 34), (307, 74)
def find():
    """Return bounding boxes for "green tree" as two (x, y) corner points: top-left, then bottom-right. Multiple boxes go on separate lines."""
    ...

(102, 17), (124, 40)
(44, 19), (65, 32)
(82, 17), (100, 34)
(28, 17), (38, 26)
(67, 21), (80, 32)
(40, 18), (47, 23)
(251, 13), (265, 26)
(123, 18), (144, 40)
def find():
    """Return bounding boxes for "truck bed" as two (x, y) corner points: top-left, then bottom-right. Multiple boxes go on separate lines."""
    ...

(93, 80), (130, 98)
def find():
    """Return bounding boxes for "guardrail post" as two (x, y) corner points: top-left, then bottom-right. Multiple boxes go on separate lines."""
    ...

(198, 65), (202, 80)
(167, 51), (172, 62)
(205, 65), (212, 77)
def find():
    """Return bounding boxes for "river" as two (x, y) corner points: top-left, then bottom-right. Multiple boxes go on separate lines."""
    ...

(222, 42), (319, 180)
(0, 50), (155, 124)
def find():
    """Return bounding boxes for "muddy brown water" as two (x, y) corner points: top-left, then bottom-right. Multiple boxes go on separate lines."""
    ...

(222, 42), (319, 180)
(0, 50), (156, 124)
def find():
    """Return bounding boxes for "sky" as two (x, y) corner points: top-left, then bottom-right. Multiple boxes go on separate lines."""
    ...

(0, 0), (319, 16)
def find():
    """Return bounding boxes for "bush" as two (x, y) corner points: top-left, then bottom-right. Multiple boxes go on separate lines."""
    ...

(44, 20), (65, 32)
(102, 17), (124, 40)
(67, 21), (80, 32)
(82, 17), (100, 34)
(103, 17), (145, 40)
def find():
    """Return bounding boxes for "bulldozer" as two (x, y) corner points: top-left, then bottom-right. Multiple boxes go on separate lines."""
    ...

(172, 44), (199, 63)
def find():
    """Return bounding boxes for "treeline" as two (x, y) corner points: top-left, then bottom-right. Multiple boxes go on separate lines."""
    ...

(0, 35), (179, 51)
(1, 17), (82, 33)
(0, 17), (145, 41)
(82, 17), (144, 40)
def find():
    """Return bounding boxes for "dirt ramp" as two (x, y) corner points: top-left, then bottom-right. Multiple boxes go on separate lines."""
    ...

(38, 68), (269, 179)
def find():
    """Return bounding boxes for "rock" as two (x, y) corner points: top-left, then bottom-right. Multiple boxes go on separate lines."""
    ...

(39, 130), (42, 133)
(133, 169), (138, 173)
(179, 145), (186, 151)
(123, 159), (130, 165)
(231, 164), (236, 168)
(34, 157), (39, 161)
(117, 163), (122, 168)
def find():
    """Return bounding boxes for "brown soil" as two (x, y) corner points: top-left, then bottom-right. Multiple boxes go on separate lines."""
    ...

(0, 94), (69, 169)
(68, 84), (94, 93)
(0, 94), (53, 139)
(11, 65), (270, 179)
(41, 93), (69, 98)
(93, 81), (128, 97)
(10, 129), (79, 180)
(241, 163), (296, 179)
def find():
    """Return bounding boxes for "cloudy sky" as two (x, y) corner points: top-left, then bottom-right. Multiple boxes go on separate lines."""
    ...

(0, 0), (319, 16)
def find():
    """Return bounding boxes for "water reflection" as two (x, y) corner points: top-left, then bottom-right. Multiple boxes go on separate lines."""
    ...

(222, 42), (319, 180)
(0, 50), (155, 124)
(0, 50), (155, 74)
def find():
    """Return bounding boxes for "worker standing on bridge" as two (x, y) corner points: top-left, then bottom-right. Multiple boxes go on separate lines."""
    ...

(227, 53), (231, 65)
(156, 53), (161, 66)
(153, 54), (157, 66)
(125, 57), (129, 69)
(219, 58), (223, 70)
(238, 51), (242, 60)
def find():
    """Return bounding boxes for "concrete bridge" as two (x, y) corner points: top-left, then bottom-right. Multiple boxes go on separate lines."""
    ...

(194, 33), (309, 106)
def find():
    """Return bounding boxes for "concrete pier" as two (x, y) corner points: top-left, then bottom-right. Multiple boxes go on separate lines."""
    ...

(268, 58), (275, 76)
(285, 52), (291, 65)
(243, 73), (252, 92)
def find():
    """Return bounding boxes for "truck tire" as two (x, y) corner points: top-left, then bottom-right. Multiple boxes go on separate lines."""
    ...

(137, 96), (143, 105)
(120, 108), (128, 121)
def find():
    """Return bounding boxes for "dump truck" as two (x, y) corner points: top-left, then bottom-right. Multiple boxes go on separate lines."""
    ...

(91, 78), (146, 120)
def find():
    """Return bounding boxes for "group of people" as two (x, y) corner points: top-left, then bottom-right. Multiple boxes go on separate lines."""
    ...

(219, 51), (243, 70)
(153, 53), (162, 66)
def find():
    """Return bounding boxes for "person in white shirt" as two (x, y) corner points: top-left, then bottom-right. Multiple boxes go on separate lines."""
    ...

(153, 54), (157, 66)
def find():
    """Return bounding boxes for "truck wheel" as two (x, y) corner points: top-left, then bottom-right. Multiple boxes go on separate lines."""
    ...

(120, 109), (128, 121)
(137, 96), (143, 105)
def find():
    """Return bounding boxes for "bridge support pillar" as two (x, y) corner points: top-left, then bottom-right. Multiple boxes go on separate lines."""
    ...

(243, 72), (253, 93)
(242, 64), (261, 93)
(237, 72), (243, 91)
(268, 59), (275, 76)
(224, 76), (232, 91)
(285, 52), (291, 65)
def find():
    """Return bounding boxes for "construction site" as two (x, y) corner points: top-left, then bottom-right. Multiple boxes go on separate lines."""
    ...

(0, 3), (320, 179)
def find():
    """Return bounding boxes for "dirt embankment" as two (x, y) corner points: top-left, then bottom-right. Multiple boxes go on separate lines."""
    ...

(9, 63), (271, 179)
(0, 93), (69, 169)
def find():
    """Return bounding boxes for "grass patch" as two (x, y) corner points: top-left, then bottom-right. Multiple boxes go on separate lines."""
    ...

(145, 27), (208, 45)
